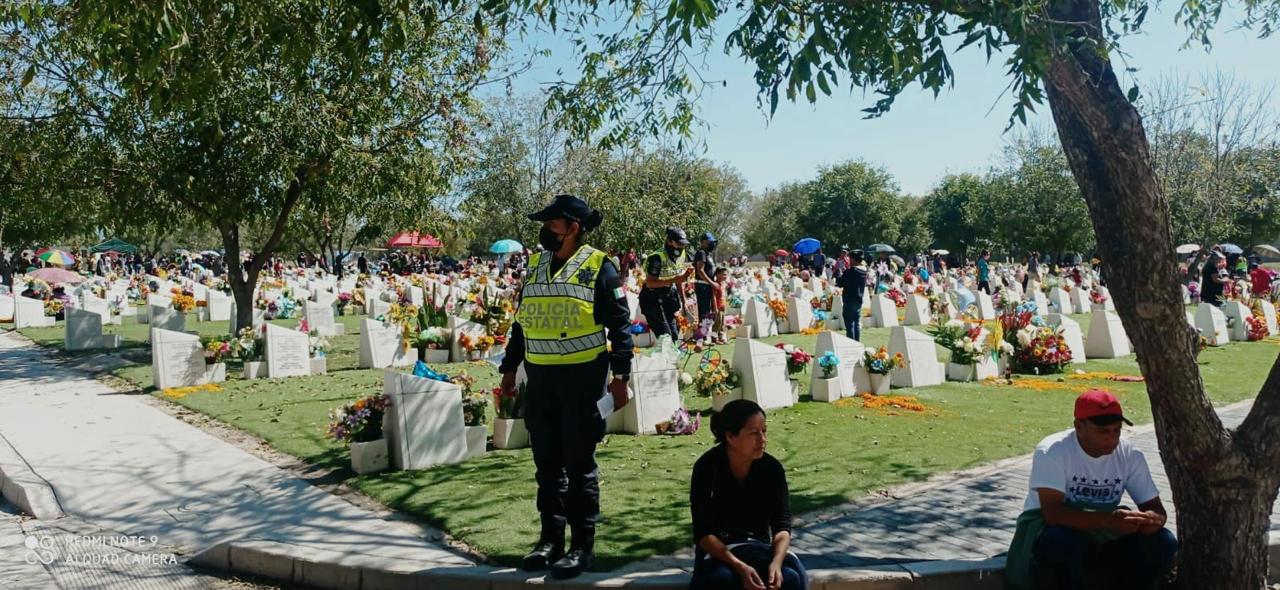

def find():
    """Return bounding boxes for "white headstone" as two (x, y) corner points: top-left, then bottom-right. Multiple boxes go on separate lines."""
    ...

(383, 370), (469, 470)
(1069, 287), (1092, 315)
(1195, 305), (1230, 346)
(14, 296), (55, 328)
(448, 316), (487, 362)
(264, 324), (312, 378)
(1181, 284), (1192, 305)
(408, 286), (425, 307)
(149, 302), (185, 333)
(206, 291), (232, 322)
(743, 298), (778, 339)
(826, 295), (846, 330)
(785, 297), (813, 334)
(789, 277), (805, 294)
(871, 294), (899, 328)
(904, 294), (932, 326)
(975, 291), (997, 321)
(192, 284), (209, 303)
(80, 293), (117, 325)
(621, 354), (682, 435)
(66, 308), (117, 351)
(370, 298), (392, 320)
(810, 331), (868, 398)
(358, 319), (415, 369)
(1030, 290), (1050, 317)
(304, 299), (344, 336)
(888, 326), (944, 388)
(151, 328), (208, 390)
(1259, 300), (1278, 336)
(1044, 314), (1087, 364)
(0, 293), (13, 321)
(732, 338), (792, 410)
(1084, 311), (1132, 359)
(1048, 288), (1072, 315)
(1220, 301), (1252, 342)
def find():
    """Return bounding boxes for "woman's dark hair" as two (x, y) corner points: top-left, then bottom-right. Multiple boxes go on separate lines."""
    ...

(710, 400), (765, 445)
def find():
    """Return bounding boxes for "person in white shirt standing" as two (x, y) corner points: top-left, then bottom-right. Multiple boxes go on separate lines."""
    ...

(1005, 390), (1178, 590)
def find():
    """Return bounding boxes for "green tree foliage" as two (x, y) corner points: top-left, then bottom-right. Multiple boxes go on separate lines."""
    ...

(4, 3), (496, 329)
(741, 183), (807, 255)
(797, 160), (905, 251)
(923, 173), (988, 258)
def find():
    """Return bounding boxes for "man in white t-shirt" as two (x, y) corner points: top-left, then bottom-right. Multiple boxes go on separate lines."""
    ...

(1005, 390), (1178, 590)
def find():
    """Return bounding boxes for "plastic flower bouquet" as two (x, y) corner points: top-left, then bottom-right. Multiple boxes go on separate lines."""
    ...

(326, 394), (392, 444)
(817, 351), (840, 378)
(462, 389), (489, 427)
(417, 326), (450, 350)
(775, 343), (813, 377)
(492, 383), (525, 419)
(1013, 326), (1073, 374)
(864, 346), (906, 375)
(202, 337), (234, 364)
(1089, 289), (1108, 305)
(927, 318), (988, 365)
(694, 361), (741, 397)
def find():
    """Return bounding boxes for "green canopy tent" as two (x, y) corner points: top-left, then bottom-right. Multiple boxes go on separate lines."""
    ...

(89, 238), (137, 254)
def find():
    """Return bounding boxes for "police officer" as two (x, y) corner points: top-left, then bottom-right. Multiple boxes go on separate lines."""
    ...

(499, 194), (634, 579)
(639, 227), (694, 343)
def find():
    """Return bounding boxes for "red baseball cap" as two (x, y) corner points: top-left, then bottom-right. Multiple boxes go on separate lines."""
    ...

(1074, 390), (1133, 426)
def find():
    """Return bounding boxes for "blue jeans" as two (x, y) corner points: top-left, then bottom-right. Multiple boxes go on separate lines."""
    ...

(690, 550), (807, 590)
(1034, 525), (1178, 590)
(842, 296), (862, 342)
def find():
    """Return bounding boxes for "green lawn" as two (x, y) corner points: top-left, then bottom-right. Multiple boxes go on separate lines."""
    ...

(6, 307), (1276, 570)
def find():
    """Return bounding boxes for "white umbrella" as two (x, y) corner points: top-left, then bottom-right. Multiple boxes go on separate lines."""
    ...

(1175, 244), (1200, 255)
(1253, 244), (1280, 257)
(930, 249), (950, 256)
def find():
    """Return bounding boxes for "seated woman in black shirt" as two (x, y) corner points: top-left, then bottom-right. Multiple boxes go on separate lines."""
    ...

(689, 400), (807, 590)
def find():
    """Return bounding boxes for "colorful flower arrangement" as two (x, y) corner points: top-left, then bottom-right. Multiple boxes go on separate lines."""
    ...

(864, 346), (907, 375)
(817, 351), (840, 378)
(459, 331), (496, 354)
(775, 344), (813, 377)
(1013, 326), (1073, 374)
(462, 388), (489, 427)
(170, 288), (196, 313)
(336, 292), (352, 313)
(43, 298), (64, 317)
(694, 361), (741, 397)
(766, 298), (788, 319)
(886, 288), (907, 308)
(927, 318), (989, 365)
(235, 325), (265, 362)
(1246, 314), (1268, 341)
(1089, 289), (1108, 305)
(416, 326), (451, 350)
(655, 408), (701, 435)
(326, 394), (391, 444)
(202, 336), (234, 364)
(493, 383), (525, 419)
(387, 303), (420, 350)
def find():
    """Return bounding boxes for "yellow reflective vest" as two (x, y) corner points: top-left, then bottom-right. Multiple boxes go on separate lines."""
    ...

(648, 248), (690, 281)
(515, 245), (608, 365)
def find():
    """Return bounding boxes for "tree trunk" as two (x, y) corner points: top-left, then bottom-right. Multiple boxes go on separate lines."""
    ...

(1040, 0), (1280, 587)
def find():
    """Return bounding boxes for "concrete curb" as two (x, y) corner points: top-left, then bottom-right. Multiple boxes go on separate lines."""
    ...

(0, 432), (64, 520)
(188, 536), (1280, 589)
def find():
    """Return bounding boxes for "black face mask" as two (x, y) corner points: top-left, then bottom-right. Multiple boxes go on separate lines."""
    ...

(539, 226), (565, 252)
(666, 245), (684, 258)
(705, 242), (718, 253)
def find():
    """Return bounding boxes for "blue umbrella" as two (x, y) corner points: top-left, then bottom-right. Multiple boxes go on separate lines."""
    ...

(793, 237), (821, 255)
(490, 239), (524, 254)
(1218, 243), (1243, 255)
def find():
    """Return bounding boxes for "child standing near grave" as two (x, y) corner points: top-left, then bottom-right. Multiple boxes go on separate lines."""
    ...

(712, 268), (729, 344)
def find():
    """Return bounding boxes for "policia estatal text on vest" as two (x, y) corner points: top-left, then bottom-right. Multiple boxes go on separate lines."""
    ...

(638, 227), (695, 342)
(499, 194), (634, 580)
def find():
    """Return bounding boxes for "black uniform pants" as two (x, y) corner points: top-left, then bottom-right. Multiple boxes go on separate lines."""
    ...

(523, 356), (610, 529)
(639, 286), (682, 339)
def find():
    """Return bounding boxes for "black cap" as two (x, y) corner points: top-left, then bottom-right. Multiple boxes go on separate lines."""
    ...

(528, 194), (601, 230)
(699, 231), (717, 243)
(667, 227), (690, 247)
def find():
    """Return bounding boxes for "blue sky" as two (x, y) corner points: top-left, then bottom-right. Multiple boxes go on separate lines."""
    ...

(498, 7), (1279, 195)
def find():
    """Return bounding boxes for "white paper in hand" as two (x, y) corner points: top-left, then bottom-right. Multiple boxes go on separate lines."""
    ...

(596, 385), (634, 420)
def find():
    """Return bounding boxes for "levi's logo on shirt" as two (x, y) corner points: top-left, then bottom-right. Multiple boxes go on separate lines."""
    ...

(1069, 476), (1123, 504)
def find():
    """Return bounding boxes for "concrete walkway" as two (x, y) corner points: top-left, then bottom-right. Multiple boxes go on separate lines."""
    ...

(1, 329), (1277, 589)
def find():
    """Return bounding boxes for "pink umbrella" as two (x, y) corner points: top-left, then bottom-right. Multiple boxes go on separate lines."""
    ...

(28, 267), (86, 284)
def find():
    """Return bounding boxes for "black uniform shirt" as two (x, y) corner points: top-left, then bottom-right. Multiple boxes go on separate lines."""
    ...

(500, 255), (634, 377)
(690, 445), (792, 547)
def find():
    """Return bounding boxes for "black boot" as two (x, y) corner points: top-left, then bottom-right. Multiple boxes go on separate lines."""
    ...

(520, 521), (565, 572)
(549, 525), (595, 579)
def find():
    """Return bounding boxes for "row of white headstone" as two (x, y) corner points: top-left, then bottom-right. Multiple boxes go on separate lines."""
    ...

(151, 323), (326, 389)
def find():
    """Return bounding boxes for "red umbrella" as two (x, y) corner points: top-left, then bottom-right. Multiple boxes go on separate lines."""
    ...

(29, 267), (86, 284)
(774, 249), (788, 258)
(387, 232), (443, 248)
